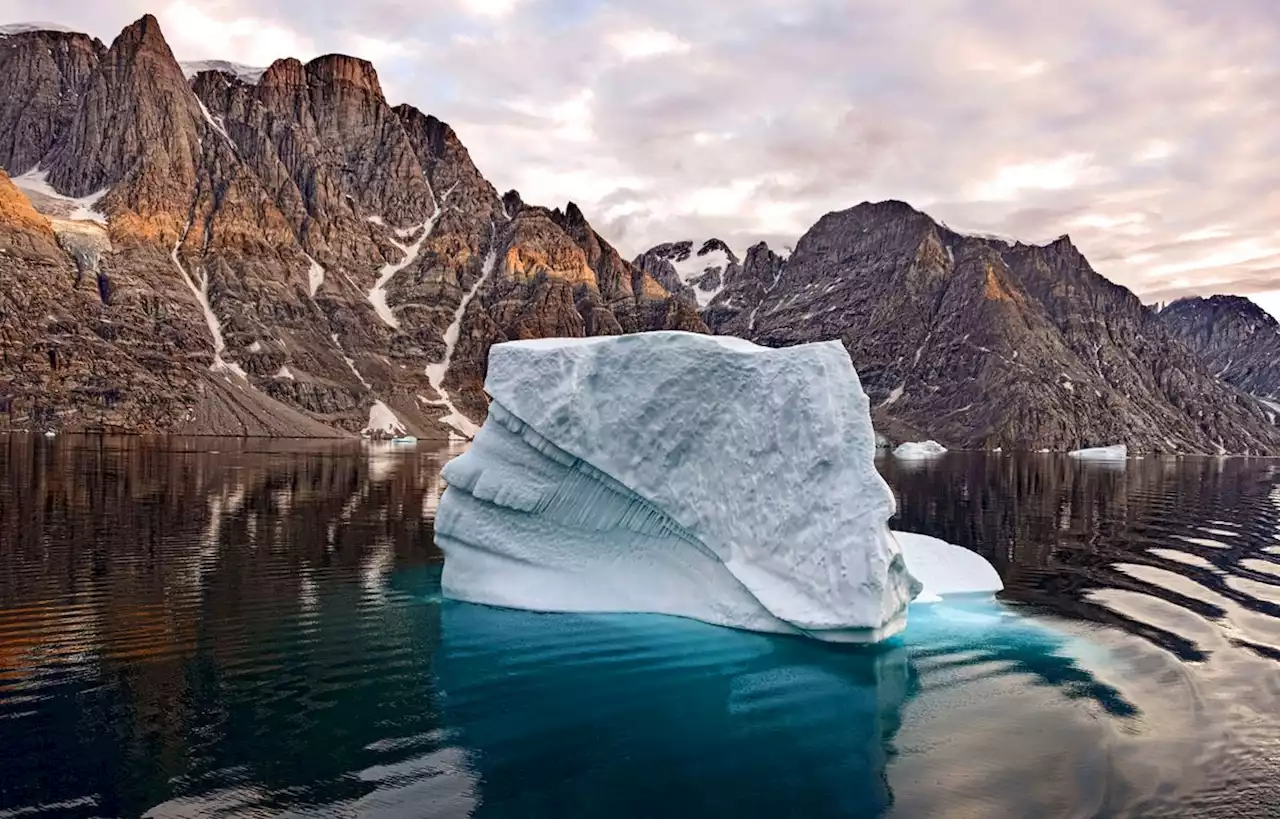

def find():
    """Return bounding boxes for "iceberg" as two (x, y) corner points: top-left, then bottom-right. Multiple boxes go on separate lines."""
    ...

(893, 440), (948, 459)
(434, 332), (1001, 642)
(1068, 444), (1127, 461)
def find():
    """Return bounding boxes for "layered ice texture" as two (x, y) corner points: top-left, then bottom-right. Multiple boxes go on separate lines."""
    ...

(435, 332), (1000, 642)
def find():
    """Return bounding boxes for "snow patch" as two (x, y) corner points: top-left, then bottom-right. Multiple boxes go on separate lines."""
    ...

(275, 365), (295, 380)
(331, 334), (372, 390)
(305, 254), (325, 297)
(671, 246), (734, 307)
(171, 219), (248, 381)
(193, 95), (236, 153)
(893, 441), (948, 459)
(180, 60), (267, 84)
(0, 22), (77, 36)
(747, 266), (785, 333)
(12, 167), (108, 225)
(1068, 444), (1127, 461)
(424, 222), (498, 439)
(880, 384), (905, 407)
(362, 400), (406, 438)
(368, 182), (457, 329)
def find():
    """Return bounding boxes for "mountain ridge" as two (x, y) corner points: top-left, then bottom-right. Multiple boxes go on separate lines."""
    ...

(0, 16), (1275, 453)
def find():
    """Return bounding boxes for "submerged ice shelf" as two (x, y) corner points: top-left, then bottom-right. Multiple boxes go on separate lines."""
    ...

(434, 332), (1002, 643)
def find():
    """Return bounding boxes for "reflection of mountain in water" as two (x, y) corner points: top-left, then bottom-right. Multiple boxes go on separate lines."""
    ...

(880, 453), (1280, 661)
(0, 439), (1277, 817)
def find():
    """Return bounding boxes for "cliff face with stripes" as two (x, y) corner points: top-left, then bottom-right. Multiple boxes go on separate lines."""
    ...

(0, 15), (702, 437)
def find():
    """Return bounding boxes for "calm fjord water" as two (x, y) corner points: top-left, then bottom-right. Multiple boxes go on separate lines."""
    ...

(1, 436), (1278, 818)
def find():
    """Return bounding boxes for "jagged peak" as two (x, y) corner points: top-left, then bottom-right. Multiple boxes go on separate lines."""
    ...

(112, 14), (173, 57)
(1167, 293), (1273, 316)
(260, 57), (307, 88)
(563, 201), (587, 226)
(304, 53), (384, 99)
(502, 190), (524, 215)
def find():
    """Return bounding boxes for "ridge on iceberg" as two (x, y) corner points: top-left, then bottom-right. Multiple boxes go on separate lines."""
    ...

(893, 440), (948, 459)
(1068, 444), (1127, 461)
(434, 332), (1001, 643)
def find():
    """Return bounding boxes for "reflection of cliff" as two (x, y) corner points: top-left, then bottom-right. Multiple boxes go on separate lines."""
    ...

(0, 434), (457, 816)
(879, 453), (1280, 661)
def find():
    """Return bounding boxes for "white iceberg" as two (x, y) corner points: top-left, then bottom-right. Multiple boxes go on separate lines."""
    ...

(893, 440), (948, 459)
(434, 332), (1001, 643)
(895, 532), (1002, 604)
(1068, 444), (1127, 461)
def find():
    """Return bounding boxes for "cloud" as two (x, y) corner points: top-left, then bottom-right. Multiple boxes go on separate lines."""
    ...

(7, 0), (1280, 307)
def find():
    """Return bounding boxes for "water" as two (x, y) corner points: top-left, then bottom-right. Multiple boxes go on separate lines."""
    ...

(0, 438), (1278, 818)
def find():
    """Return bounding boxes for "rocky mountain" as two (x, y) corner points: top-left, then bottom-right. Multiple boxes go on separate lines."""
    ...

(1160, 296), (1280, 405)
(632, 238), (743, 308)
(0, 15), (702, 438)
(676, 201), (1280, 454)
(1, 15), (1275, 453)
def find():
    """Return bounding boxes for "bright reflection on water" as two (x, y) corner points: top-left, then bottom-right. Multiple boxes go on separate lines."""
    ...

(0, 438), (1278, 817)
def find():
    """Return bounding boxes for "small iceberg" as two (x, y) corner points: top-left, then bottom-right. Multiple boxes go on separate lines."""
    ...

(893, 440), (947, 459)
(391, 436), (418, 445)
(1068, 444), (1127, 461)
(895, 532), (1002, 603)
(43, 430), (56, 438)
(434, 332), (1001, 643)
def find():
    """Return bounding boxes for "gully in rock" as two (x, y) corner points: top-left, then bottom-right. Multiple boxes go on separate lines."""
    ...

(425, 220), (499, 439)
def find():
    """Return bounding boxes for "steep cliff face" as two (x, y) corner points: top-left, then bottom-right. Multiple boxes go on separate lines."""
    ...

(687, 201), (1279, 454)
(1161, 296), (1280, 403)
(0, 28), (105, 177)
(0, 15), (700, 438)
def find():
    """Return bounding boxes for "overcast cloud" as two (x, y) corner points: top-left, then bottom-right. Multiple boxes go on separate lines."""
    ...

(6, 0), (1280, 306)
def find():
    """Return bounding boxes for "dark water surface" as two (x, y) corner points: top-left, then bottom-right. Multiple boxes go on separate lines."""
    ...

(1, 436), (1278, 818)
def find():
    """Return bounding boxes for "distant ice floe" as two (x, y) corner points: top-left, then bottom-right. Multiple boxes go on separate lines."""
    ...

(1068, 444), (1127, 461)
(434, 332), (1002, 643)
(893, 440), (948, 459)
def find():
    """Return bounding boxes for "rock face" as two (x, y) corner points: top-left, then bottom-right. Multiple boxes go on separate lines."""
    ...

(0, 15), (701, 437)
(632, 238), (744, 308)
(2, 15), (1275, 452)
(683, 201), (1280, 454)
(1160, 296), (1280, 404)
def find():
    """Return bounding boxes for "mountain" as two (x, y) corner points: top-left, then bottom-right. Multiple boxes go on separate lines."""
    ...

(0, 15), (702, 438)
(633, 238), (744, 308)
(1, 16), (1275, 453)
(673, 201), (1280, 454)
(1159, 296), (1280, 405)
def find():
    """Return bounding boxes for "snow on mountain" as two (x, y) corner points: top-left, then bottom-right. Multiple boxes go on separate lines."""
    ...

(180, 60), (268, 84)
(0, 22), (79, 36)
(643, 238), (740, 308)
(12, 166), (108, 225)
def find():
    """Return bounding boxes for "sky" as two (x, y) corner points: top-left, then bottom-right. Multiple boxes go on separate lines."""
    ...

(5, 0), (1280, 308)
